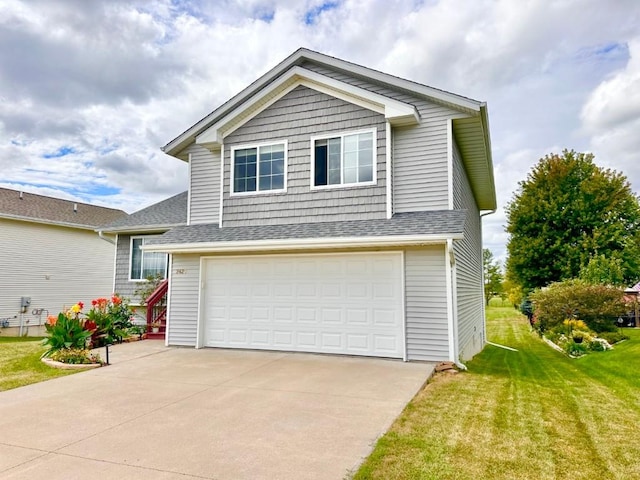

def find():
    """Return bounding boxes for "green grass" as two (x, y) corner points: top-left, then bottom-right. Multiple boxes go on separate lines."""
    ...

(0, 337), (80, 391)
(354, 306), (640, 480)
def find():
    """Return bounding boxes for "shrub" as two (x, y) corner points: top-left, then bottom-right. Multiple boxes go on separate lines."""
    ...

(588, 338), (611, 352)
(86, 295), (135, 346)
(598, 331), (629, 345)
(530, 280), (627, 333)
(50, 348), (102, 364)
(566, 341), (588, 357)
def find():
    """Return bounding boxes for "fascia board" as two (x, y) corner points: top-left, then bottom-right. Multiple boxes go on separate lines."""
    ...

(141, 233), (462, 254)
(0, 213), (96, 231)
(195, 66), (419, 147)
(300, 49), (483, 112)
(97, 224), (186, 235)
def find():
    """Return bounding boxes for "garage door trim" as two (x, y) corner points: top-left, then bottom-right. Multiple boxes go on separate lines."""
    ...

(196, 251), (406, 360)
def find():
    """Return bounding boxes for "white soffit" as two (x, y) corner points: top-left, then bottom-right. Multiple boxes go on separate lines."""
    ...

(195, 66), (419, 147)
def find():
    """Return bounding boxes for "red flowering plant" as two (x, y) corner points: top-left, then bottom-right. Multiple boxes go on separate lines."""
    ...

(85, 294), (135, 347)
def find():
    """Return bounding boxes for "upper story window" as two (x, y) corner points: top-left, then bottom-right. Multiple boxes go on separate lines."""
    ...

(130, 237), (168, 281)
(231, 141), (287, 195)
(311, 129), (376, 189)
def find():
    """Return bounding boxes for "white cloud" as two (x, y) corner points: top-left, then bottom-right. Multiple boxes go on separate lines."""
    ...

(0, 0), (639, 265)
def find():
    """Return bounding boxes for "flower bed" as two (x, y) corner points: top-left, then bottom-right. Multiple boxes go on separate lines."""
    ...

(41, 295), (139, 366)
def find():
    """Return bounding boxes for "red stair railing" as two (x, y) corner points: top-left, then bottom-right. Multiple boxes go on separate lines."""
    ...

(146, 279), (168, 337)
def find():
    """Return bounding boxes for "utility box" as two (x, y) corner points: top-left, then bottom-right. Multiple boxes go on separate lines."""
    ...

(20, 297), (31, 313)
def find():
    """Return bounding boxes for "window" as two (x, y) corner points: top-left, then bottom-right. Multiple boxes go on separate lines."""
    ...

(130, 237), (168, 281)
(312, 129), (376, 188)
(232, 142), (286, 194)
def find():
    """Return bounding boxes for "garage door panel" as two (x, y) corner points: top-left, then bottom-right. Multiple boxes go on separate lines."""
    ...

(203, 253), (404, 358)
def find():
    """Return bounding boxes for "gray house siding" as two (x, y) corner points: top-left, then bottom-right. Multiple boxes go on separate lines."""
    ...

(300, 61), (468, 212)
(187, 143), (220, 225)
(452, 139), (484, 360)
(404, 247), (450, 361)
(221, 85), (387, 227)
(167, 254), (200, 346)
(114, 233), (165, 305)
(114, 234), (137, 301)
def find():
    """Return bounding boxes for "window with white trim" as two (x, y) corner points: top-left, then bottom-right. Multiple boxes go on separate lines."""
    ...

(312, 129), (376, 188)
(130, 237), (168, 280)
(232, 142), (286, 194)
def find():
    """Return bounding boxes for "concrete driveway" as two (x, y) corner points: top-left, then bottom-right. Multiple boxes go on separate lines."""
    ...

(0, 341), (434, 479)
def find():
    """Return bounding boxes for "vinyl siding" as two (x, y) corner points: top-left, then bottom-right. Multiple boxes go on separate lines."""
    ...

(167, 254), (200, 346)
(404, 247), (450, 361)
(114, 234), (166, 305)
(452, 140), (484, 360)
(187, 143), (220, 225)
(0, 219), (115, 331)
(222, 85), (387, 227)
(300, 61), (469, 212)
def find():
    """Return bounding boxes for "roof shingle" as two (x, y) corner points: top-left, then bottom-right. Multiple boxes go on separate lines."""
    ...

(147, 210), (466, 246)
(99, 191), (188, 232)
(0, 187), (126, 229)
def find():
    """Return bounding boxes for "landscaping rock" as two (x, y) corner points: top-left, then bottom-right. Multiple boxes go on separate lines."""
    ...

(435, 361), (457, 372)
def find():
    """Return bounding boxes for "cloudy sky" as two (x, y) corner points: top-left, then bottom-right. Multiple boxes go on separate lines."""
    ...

(1, 0), (639, 262)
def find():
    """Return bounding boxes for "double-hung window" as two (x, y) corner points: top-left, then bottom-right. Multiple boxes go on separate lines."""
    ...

(312, 129), (376, 188)
(130, 237), (168, 281)
(231, 141), (287, 194)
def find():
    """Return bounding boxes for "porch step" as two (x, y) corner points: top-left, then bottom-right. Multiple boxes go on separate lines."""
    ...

(146, 332), (165, 340)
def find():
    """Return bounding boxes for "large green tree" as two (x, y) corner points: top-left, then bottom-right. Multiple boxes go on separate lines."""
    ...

(506, 150), (640, 291)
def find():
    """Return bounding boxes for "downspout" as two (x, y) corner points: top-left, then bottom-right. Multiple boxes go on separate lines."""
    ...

(97, 230), (115, 244)
(479, 209), (497, 348)
(447, 239), (467, 371)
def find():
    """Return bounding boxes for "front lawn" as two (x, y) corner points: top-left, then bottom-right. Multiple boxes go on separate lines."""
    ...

(0, 337), (79, 391)
(354, 306), (640, 480)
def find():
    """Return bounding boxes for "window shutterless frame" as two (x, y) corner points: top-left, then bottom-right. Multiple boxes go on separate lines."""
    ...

(230, 140), (288, 196)
(310, 128), (377, 190)
(129, 236), (169, 281)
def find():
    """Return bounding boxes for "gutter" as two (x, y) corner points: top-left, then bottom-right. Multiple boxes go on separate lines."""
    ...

(97, 230), (115, 245)
(141, 233), (463, 254)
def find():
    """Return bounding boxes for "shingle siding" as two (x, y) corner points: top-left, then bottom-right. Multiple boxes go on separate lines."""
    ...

(300, 61), (468, 213)
(187, 144), (220, 225)
(167, 254), (200, 346)
(404, 247), (450, 361)
(221, 85), (387, 227)
(452, 139), (484, 360)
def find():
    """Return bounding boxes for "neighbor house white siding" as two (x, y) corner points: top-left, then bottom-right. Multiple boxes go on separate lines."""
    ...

(0, 219), (115, 333)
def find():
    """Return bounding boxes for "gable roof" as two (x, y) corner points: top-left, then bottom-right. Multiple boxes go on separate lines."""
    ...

(143, 210), (466, 254)
(161, 48), (496, 211)
(0, 187), (126, 230)
(98, 191), (188, 234)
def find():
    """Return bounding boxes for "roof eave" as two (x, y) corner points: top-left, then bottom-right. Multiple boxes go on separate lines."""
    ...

(161, 48), (484, 157)
(141, 233), (463, 254)
(0, 213), (101, 231)
(97, 223), (186, 235)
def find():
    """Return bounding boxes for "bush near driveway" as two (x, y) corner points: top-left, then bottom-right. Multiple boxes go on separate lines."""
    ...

(354, 306), (640, 480)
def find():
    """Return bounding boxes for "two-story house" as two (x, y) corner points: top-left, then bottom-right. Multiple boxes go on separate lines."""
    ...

(141, 48), (496, 363)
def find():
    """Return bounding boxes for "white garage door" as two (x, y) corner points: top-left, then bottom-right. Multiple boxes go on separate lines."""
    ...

(201, 252), (405, 358)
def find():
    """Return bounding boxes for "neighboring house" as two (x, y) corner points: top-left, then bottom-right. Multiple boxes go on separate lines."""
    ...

(97, 191), (188, 304)
(0, 187), (126, 335)
(144, 48), (496, 363)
